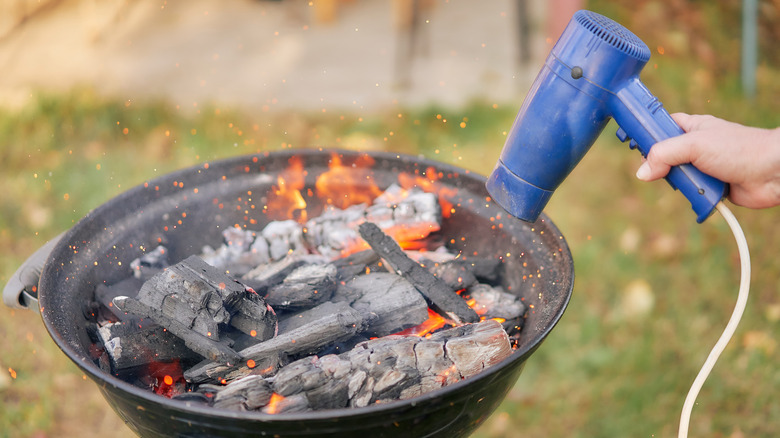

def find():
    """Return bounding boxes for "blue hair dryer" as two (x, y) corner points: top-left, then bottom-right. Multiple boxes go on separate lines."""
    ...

(486, 10), (728, 223)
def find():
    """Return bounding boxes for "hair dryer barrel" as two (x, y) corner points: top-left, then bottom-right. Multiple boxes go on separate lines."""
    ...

(487, 10), (727, 223)
(486, 64), (610, 222)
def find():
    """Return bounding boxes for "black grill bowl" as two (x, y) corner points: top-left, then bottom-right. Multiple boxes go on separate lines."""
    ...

(37, 149), (573, 437)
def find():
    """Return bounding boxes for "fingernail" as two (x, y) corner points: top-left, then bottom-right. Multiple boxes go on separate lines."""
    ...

(636, 162), (651, 181)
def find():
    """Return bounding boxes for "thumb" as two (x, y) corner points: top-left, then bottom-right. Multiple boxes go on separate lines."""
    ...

(635, 157), (671, 181)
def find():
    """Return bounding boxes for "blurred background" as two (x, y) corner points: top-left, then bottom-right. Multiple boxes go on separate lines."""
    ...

(0, 0), (778, 437)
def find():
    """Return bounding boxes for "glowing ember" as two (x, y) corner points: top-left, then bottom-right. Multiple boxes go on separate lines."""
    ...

(315, 153), (382, 209)
(265, 392), (285, 414)
(393, 308), (453, 337)
(265, 157), (308, 222)
(148, 360), (184, 398)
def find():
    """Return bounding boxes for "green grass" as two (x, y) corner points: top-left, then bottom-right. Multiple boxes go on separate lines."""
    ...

(1, 2), (779, 437)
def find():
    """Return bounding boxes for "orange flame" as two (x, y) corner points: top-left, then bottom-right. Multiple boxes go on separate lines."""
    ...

(397, 166), (458, 218)
(266, 156), (308, 222)
(315, 153), (383, 209)
(265, 392), (286, 414)
(393, 308), (453, 337)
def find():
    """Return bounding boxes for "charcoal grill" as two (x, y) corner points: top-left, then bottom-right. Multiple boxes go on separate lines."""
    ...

(6, 149), (574, 437)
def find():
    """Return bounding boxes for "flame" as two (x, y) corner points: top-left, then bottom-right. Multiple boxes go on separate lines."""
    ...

(398, 166), (458, 218)
(393, 308), (453, 337)
(315, 153), (383, 209)
(265, 156), (308, 222)
(265, 392), (286, 414)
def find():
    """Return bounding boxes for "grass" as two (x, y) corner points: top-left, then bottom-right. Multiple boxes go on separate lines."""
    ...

(1, 2), (779, 437)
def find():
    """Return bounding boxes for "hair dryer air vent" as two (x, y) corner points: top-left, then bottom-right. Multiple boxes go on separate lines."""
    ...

(574, 10), (650, 62)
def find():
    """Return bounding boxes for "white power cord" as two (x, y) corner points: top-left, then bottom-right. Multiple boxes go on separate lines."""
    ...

(678, 201), (751, 437)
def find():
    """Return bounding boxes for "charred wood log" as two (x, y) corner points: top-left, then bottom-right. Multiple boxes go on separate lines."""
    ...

(184, 302), (367, 384)
(133, 255), (277, 341)
(264, 264), (338, 310)
(330, 249), (381, 281)
(347, 273), (429, 337)
(241, 254), (328, 294)
(112, 295), (241, 365)
(95, 321), (197, 373)
(212, 375), (274, 411)
(357, 222), (479, 324)
(206, 320), (511, 413)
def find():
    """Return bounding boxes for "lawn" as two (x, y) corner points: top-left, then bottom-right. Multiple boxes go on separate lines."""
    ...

(1, 1), (779, 437)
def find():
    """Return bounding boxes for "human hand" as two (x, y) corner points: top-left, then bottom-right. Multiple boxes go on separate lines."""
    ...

(635, 112), (780, 209)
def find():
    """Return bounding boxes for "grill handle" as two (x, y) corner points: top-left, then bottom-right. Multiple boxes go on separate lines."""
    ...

(3, 233), (63, 312)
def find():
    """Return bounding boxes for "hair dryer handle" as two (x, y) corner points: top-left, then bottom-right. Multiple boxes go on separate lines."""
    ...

(612, 80), (728, 223)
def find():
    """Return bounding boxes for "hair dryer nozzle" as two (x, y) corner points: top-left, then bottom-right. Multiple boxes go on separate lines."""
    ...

(486, 160), (552, 223)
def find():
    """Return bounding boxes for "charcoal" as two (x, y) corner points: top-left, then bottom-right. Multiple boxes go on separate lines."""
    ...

(241, 254), (328, 294)
(303, 185), (442, 259)
(184, 301), (366, 384)
(201, 228), (269, 276)
(358, 222), (479, 324)
(304, 204), (367, 258)
(113, 295), (241, 365)
(228, 292), (278, 339)
(134, 255), (276, 342)
(467, 283), (525, 321)
(331, 249), (381, 281)
(95, 276), (145, 321)
(262, 220), (308, 260)
(435, 319), (514, 377)
(264, 264), (338, 310)
(426, 260), (478, 291)
(130, 245), (170, 280)
(364, 185), (441, 242)
(348, 273), (429, 337)
(96, 321), (197, 372)
(208, 320), (511, 412)
(212, 375), (274, 411)
(262, 393), (309, 414)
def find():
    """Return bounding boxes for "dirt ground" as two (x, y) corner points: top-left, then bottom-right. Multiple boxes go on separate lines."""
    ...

(0, 0), (564, 113)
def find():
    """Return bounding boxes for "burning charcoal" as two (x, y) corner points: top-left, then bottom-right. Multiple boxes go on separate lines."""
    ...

(239, 320), (512, 411)
(184, 302), (367, 384)
(434, 319), (513, 377)
(95, 277), (145, 321)
(212, 375), (274, 411)
(467, 283), (526, 321)
(426, 260), (478, 291)
(358, 222), (479, 324)
(262, 393), (309, 414)
(228, 292), (278, 340)
(303, 185), (442, 259)
(130, 245), (170, 280)
(241, 254), (329, 294)
(135, 255), (276, 342)
(330, 249), (381, 281)
(96, 321), (197, 372)
(113, 295), (241, 365)
(201, 228), (271, 276)
(262, 220), (307, 260)
(365, 185), (441, 242)
(304, 204), (367, 258)
(348, 273), (429, 337)
(264, 264), (338, 310)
